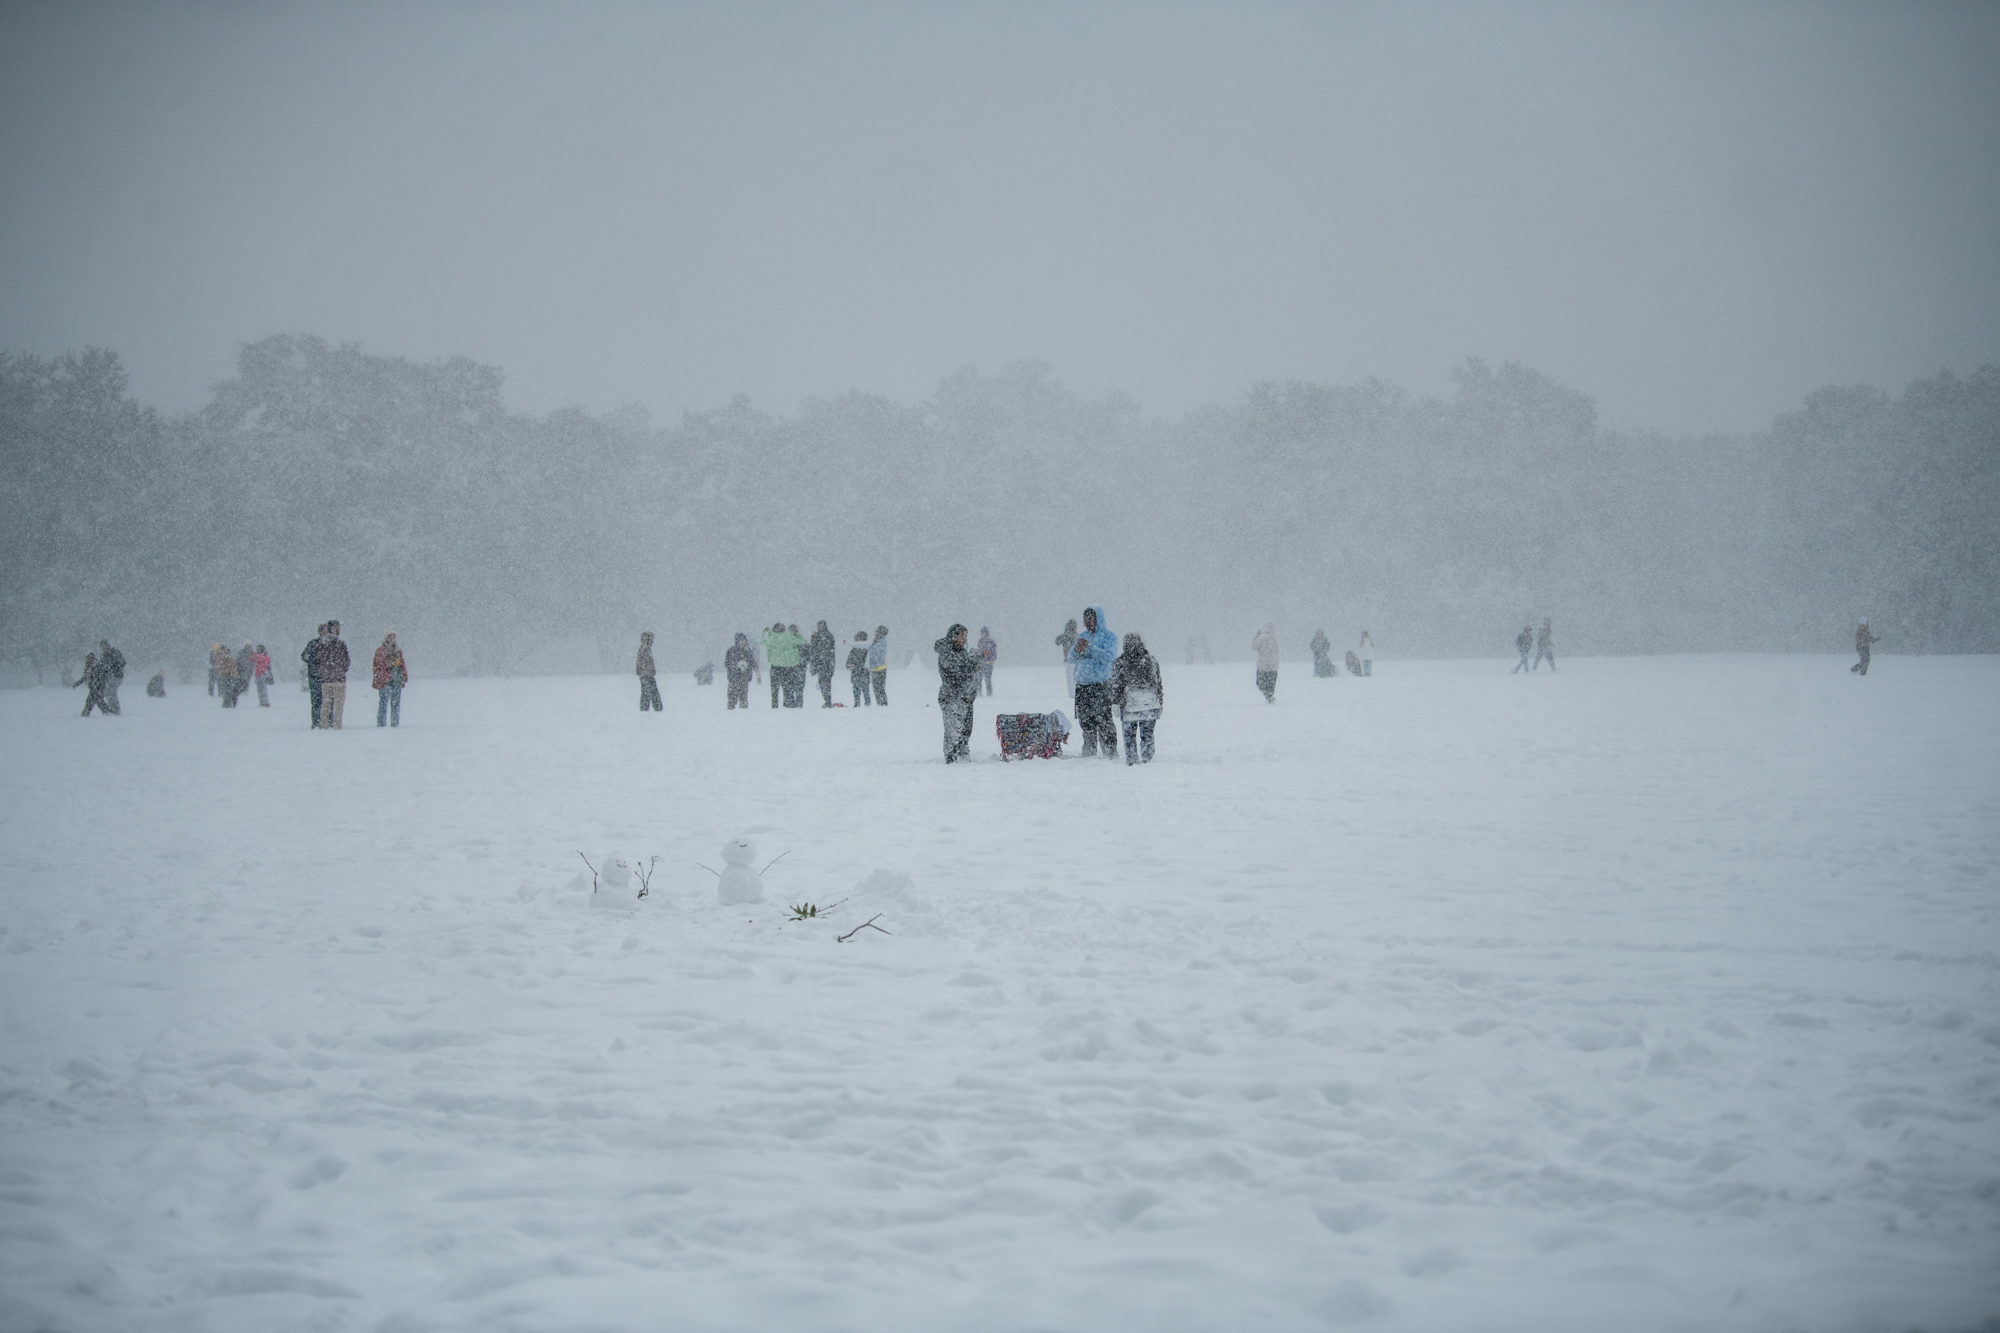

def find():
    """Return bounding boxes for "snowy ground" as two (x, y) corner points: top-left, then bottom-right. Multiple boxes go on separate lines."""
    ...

(2, 654), (1997, 1333)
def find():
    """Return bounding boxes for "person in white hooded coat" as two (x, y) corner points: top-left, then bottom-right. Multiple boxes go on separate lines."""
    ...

(1251, 624), (1280, 702)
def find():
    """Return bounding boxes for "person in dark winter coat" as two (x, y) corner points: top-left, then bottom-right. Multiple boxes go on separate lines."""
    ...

(95, 640), (126, 713)
(1310, 629), (1334, 678)
(302, 626), (325, 725)
(846, 631), (872, 706)
(1511, 625), (1533, 674)
(1108, 632), (1164, 764)
(1533, 618), (1556, 672)
(636, 632), (662, 711)
(215, 643), (241, 708)
(976, 628), (997, 696)
(74, 653), (111, 716)
(809, 621), (838, 707)
(934, 623), (984, 762)
(1852, 621), (1880, 675)
(235, 644), (255, 706)
(724, 634), (756, 709)
(318, 621), (351, 728)
(1068, 606), (1120, 757)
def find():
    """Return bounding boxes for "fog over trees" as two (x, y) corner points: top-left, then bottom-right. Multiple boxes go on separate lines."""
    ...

(4, 335), (1995, 681)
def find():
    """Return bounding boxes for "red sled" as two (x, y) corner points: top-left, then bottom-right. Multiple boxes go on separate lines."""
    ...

(996, 711), (1069, 760)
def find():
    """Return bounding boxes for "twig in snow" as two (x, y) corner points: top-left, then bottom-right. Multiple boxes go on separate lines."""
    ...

(694, 863), (720, 877)
(758, 849), (792, 877)
(634, 856), (659, 899)
(836, 914), (892, 943)
(577, 851), (599, 895)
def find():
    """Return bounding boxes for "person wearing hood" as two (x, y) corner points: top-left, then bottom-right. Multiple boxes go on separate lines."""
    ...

(808, 620), (838, 707)
(318, 621), (351, 728)
(373, 631), (408, 727)
(1310, 629), (1334, 678)
(846, 631), (872, 706)
(1852, 621), (1879, 675)
(1069, 606), (1120, 757)
(935, 623), (984, 762)
(976, 627), (997, 696)
(95, 639), (126, 713)
(1533, 617), (1556, 672)
(866, 625), (890, 705)
(724, 634), (756, 709)
(1109, 632), (1164, 764)
(635, 631), (661, 711)
(1056, 618), (1079, 701)
(1252, 624), (1280, 702)
(251, 644), (272, 706)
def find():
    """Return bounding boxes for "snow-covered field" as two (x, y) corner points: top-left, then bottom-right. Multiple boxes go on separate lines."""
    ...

(2, 653), (1996, 1333)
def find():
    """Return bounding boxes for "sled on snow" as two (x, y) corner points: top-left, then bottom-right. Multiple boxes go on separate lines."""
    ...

(996, 710), (1069, 760)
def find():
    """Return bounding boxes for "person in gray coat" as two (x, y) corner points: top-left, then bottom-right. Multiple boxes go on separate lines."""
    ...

(934, 623), (983, 762)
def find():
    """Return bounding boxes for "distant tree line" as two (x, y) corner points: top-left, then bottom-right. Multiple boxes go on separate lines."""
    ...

(2, 334), (1994, 680)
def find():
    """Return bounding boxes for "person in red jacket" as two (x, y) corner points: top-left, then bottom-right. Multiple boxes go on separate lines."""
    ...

(251, 644), (273, 707)
(318, 620), (352, 729)
(372, 631), (408, 727)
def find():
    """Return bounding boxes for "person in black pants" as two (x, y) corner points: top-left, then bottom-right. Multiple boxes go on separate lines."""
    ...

(846, 632), (871, 706)
(934, 623), (983, 762)
(808, 620), (837, 708)
(301, 625), (324, 727)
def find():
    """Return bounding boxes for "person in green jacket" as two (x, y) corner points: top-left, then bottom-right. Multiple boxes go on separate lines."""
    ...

(762, 622), (807, 708)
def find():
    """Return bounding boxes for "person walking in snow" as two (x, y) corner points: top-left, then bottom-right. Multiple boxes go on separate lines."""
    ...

(1069, 606), (1120, 757)
(1251, 623), (1280, 702)
(1357, 630), (1374, 677)
(867, 625), (890, 705)
(1056, 618), (1079, 702)
(1532, 618), (1556, 672)
(809, 620), (838, 708)
(764, 622), (806, 708)
(1511, 624), (1533, 674)
(301, 626), (325, 725)
(1310, 629), (1334, 678)
(1109, 632), (1164, 765)
(635, 631), (662, 711)
(724, 633), (756, 709)
(74, 652), (111, 716)
(251, 644), (273, 707)
(94, 639), (126, 713)
(318, 621), (351, 728)
(235, 644), (255, 706)
(1852, 621), (1880, 675)
(372, 631), (408, 727)
(935, 623), (984, 763)
(846, 631), (872, 706)
(976, 627), (997, 697)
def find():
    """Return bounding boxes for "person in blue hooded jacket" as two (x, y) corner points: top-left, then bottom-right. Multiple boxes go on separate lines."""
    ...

(1068, 606), (1120, 758)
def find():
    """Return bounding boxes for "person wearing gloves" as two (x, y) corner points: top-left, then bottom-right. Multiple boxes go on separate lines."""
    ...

(1108, 631), (1163, 765)
(934, 623), (985, 763)
(846, 631), (872, 706)
(372, 631), (408, 727)
(1252, 623), (1280, 702)
(866, 625), (890, 705)
(1068, 606), (1120, 758)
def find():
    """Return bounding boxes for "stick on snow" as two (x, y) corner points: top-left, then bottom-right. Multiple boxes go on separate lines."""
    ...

(837, 914), (892, 943)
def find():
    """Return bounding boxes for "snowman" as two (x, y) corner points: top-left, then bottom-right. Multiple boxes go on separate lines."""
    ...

(717, 837), (764, 906)
(591, 855), (643, 912)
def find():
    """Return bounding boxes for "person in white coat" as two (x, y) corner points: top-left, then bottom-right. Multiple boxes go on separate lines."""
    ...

(1357, 630), (1374, 677)
(1251, 624), (1280, 703)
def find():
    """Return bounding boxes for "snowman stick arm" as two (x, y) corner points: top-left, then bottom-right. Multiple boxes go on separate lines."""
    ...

(757, 850), (792, 877)
(694, 863), (721, 877)
(576, 852), (599, 893)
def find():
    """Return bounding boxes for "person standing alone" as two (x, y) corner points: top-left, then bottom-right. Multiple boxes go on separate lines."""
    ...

(1251, 624), (1280, 702)
(636, 631), (662, 711)
(1852, 621), (1880, 675)
(1357, 630), (1374, 677)
(318, 621), (351, 729)
(976, 627), (997, 696)
(1069, 607), (1120, 757)
(867, 625), (890, 705)
(934, 623), (984, 762)
(373, 631), (408, 727)
(1511, 625), (1533, 674)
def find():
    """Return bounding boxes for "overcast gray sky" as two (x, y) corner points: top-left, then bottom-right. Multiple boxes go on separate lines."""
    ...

(3, 1), (1996, 433)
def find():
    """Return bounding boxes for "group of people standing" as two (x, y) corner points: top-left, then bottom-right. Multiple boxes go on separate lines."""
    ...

(681, 623), (892, 712)
(298, 621), (408, 728)
(208, 642), (273, 708)
(1511, 619), (1557, 673)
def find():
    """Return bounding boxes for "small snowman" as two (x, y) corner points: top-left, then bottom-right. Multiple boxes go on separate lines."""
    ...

(717, 837), (764, 906)
(591, 855), (642, 912)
